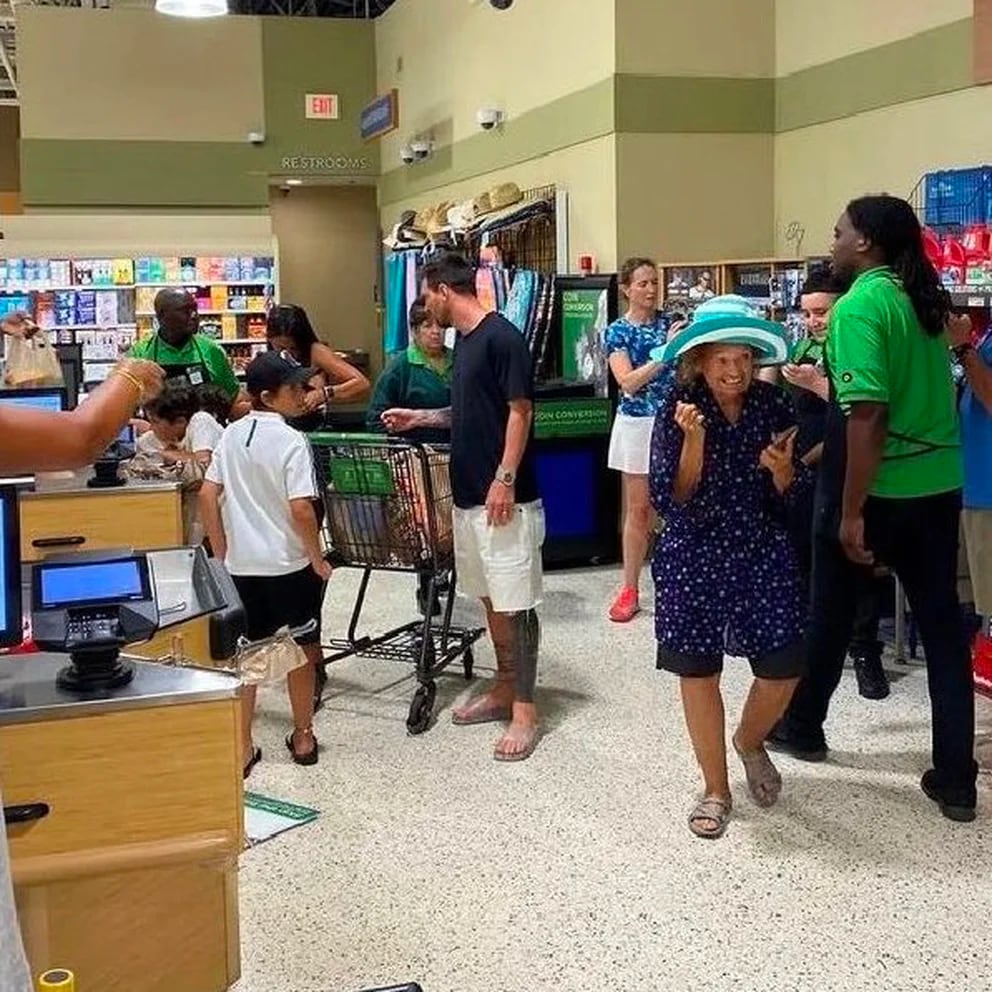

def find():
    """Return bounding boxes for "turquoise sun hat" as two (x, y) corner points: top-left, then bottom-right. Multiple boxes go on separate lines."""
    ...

(650, 294), (790, 367)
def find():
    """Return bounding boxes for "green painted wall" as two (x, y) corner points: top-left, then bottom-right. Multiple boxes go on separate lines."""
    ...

(260, 17), (379, 180)
(20, 15), (378, 208)
(616, 76), (774, 134)
(21, 140), (270, 208)
(776, 18), (974, 132)
(378, 78), (614, 206)
(16, 10), (982, 212)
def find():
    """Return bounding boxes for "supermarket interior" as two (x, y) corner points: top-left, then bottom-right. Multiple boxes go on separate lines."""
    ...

(0, 1), (992, 991)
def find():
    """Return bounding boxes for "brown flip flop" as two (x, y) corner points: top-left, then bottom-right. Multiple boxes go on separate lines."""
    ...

(451, 694), (512, 726)
(493, 723), (540, 762)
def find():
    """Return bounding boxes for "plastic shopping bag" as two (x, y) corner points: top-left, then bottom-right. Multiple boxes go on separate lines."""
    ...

(3, 331), (64, 388)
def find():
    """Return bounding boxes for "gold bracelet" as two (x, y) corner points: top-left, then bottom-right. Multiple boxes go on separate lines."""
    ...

(111, 367), (144, 402)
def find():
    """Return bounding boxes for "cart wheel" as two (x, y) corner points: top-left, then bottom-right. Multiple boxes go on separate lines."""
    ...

(406, 681), (436, 735)
(462, 647), (474, 681)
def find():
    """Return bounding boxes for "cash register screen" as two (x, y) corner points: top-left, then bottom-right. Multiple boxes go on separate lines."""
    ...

(0, 485), (22, 647)
(37, 557), (150, 610)
(0, 387), (67, 413)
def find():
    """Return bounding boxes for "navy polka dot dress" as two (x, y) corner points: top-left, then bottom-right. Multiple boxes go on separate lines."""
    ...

(649, 379), (809, 666)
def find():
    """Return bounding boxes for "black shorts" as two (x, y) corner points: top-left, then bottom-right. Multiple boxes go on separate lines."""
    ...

(232, 566), (325, 646)
(657, 637), (805, 680)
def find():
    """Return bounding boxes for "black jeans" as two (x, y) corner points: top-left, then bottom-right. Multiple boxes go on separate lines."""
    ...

(783, 489), (976, 790)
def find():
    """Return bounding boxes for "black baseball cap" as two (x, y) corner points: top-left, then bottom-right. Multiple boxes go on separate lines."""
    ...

(245, 351), (317, 397)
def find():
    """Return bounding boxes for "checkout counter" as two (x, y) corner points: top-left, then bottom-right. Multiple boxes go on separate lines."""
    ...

(18, 471), (220, 667)
(0, 482), (246, 991)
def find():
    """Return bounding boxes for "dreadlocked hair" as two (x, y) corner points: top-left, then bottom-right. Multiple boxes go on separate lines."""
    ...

(846, 194), (950, 337)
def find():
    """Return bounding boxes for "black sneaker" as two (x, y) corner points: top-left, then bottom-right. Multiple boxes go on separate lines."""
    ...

(852, 650), (890, 700)
(766, 723), (829, 762)
(920, 769), (977, 823)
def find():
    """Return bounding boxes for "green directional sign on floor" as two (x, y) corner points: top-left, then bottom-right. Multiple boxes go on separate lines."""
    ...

(534, 398), (613, 439)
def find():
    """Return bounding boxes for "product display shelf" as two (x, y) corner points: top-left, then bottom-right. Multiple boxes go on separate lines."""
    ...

(0, 253), (276, 394)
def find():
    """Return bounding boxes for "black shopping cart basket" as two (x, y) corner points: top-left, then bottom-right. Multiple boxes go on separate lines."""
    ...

(309, 433), (484, 734)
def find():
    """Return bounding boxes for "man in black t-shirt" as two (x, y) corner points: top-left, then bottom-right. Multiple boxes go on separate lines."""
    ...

(382, 253), (544, 761)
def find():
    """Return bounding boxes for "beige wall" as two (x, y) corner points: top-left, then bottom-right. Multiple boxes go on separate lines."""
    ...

(618, 132), (774, 263)
(775, 0), (972, 75)
(270, 185), (381, 363)
(774, 86), (992, 257)
(0, 211), (273, 257)
(374, 0), (615, 166)
(381, 135), (618, 273)
(18, 7), (265, 141)
(616, 0), (774, 77)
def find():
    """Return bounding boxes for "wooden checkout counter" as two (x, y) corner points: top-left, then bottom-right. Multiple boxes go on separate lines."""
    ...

(2, 474), (244, 990)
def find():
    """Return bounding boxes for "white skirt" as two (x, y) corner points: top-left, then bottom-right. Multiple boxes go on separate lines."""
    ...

(607, 412), (655, 475)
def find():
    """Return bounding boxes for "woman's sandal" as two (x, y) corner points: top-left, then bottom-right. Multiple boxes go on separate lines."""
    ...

(688, 796), (732, 839)
(285, 728), (319, 767)
(733, 735), (783, 808)
(243, 746), (262, 780)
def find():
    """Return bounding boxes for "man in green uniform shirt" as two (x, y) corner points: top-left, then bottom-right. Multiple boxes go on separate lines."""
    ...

(771, 195), (977, 823)
(129, 289), (241, 402)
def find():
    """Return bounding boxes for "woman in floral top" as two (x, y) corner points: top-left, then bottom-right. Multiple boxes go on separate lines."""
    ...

(603, 257), (677, 623)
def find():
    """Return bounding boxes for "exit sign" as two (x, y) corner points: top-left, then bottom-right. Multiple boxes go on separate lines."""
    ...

(305, 94), (340, 120)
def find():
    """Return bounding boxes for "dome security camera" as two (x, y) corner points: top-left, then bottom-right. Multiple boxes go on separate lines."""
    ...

(400, 145), (415, 164)
(490, 0), (514, 8)
(410, 139), (431, 160)
(476, 107), (503, 131)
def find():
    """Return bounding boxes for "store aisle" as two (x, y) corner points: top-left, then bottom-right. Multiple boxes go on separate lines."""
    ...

(235, 567), (991, 992)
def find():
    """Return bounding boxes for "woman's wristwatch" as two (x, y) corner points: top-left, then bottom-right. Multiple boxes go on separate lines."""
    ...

(322, 384), (335, 405)
(495, 467), (516, 487)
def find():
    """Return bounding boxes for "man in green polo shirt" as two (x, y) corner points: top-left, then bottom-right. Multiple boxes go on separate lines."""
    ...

(770, 194), (976, 823)
(129, 289), (241, 401)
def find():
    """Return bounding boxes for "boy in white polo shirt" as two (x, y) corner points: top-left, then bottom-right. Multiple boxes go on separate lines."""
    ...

(199, 352), (331, 776)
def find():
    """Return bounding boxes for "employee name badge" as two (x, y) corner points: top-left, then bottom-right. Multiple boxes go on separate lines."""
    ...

(187, 366), (205, 386)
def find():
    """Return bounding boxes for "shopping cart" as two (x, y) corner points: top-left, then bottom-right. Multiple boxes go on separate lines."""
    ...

(309, 433), (484, 734)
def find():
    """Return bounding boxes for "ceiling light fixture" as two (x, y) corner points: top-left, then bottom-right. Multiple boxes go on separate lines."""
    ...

(155, 0), (228, 19)
(284, 179), (303, 186)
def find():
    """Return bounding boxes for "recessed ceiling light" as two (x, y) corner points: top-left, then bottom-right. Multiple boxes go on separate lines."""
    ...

(284, 179), (303, 186)
(155, 0), (227, 16)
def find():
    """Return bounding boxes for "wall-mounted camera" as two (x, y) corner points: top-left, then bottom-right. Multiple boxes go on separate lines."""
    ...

(476, 107), (503, 131)
(247, 131), (265, 145)
(400, 145), (415, 164)
(410, 138), (432, 160)
(490, 0), (514, 8)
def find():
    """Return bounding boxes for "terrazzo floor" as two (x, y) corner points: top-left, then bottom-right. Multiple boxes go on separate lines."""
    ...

(234, 566), (992, 992)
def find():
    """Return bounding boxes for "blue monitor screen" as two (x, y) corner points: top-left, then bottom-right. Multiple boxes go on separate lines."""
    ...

(535, 449), (597, 539)
(39, 559), (145, 609)
(0, 392), (64, 413)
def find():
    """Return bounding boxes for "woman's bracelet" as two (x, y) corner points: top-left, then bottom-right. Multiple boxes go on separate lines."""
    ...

(111, 367), (144, 403)
(323, 384), (334, 405)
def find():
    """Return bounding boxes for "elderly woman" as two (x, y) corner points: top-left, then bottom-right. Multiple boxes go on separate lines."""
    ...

(649, 295), (809, 839)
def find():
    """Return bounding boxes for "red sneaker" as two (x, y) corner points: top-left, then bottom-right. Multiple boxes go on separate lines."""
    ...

(608, 586), (640, 623)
